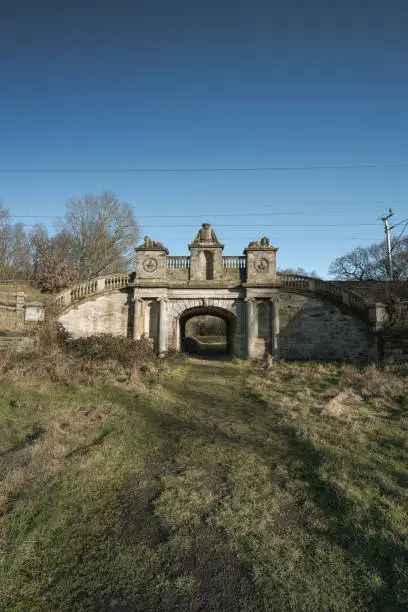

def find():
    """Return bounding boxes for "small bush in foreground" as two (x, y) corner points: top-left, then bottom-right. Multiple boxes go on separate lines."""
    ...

(67, 333), (153, 365)
(0, 324), (185, 386)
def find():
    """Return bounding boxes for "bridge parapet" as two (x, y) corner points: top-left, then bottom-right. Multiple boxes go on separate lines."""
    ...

(277, 272), (368, 314)
(54, 273), (130, 311)
(167, 256), (190, 269)
(222, 256), (246, 269)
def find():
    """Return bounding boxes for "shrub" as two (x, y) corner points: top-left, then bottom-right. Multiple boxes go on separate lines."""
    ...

(0, 324), (160, 386)
(65, 333), (154, 366)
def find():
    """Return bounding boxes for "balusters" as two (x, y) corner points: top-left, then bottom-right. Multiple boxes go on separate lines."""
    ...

(167, 256), (191, 269)
(278, 273), (367, 312)
(57, 274), (129, 311)
(222, 256), (246, 269)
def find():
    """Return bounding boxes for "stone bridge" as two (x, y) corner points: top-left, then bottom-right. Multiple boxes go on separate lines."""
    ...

(56, 223), (377, 361)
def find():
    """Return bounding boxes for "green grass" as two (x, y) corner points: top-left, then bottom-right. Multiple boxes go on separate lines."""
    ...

(190, 336), (227, 356)
(1, 360), (407, 611)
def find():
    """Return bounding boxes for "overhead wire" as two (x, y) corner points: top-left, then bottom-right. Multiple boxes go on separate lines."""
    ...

(391, 218), (408, 251)
(5, 209), (358, 219)
(0, 163), (408, 173)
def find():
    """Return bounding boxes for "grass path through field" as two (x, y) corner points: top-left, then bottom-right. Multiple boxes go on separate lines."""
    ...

(1, 358), (408, 611)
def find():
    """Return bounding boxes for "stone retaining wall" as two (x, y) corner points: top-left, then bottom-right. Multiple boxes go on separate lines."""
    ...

(380, 328), (408, 363)
(0, 335), (35, 352)
(58, 291), (129, 338)
(279, 293), (370, 361)
(0, 309), (25, 332)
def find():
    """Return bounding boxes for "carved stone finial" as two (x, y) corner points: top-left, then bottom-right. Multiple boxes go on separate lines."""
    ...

(193, 223), (221, 244)
(138, 236), (166, 249)
(247, 236), (272, 248)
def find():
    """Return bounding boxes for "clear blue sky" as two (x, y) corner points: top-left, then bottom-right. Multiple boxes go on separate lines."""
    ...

(1, 0), (407, 277)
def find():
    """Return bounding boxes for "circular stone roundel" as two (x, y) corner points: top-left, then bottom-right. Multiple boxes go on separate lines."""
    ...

(143, 257), (158, 272)
(254, 257), (269, 272)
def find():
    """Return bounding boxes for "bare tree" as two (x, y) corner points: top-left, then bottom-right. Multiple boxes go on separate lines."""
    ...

(329, 239), (408, 281)
(29, 224), (51, 282)
(278, 266), (319, 278)
(0, 200), (9, 223)
(29, 225), (79, 292)
(58, 191), (140, 280)
(0, 222), (31, 279)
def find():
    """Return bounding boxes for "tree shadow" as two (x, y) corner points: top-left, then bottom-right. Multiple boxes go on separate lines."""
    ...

(103, 373), (408, 610)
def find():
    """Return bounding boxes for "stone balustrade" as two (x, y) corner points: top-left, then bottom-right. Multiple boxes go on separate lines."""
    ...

(167, 256), (191, 269)
(104, 274), (130, 290)
(277, 273), (367, 313)
(55, 274), (130, 311)
(222, 256), (246, 269)
(70, 280), (98, 301)
(53, 269), (368, 320)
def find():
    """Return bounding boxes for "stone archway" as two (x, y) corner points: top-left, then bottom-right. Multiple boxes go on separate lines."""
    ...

(178, 305), (237, 355)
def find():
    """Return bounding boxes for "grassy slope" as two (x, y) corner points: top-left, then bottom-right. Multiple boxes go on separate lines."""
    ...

(0, 284), (43, 301)
(0, 360), (407, 611)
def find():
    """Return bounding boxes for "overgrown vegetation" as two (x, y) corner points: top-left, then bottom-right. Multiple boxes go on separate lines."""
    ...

(0, 351), (407, 610)
(0, 319), (184, 388)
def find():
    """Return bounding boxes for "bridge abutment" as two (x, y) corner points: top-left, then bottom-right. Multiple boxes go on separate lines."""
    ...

(56, 223), (376, 362)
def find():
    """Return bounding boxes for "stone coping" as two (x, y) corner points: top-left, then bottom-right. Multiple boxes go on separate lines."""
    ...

(135, 246), (169, 254)
(243, 246), (278, 253)
(130, 281), (244, 289)
(188, 243), (225, 249)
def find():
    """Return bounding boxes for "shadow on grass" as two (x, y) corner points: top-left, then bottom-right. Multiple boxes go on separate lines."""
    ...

(276, 428), (408, 611)
(100, 363), (408, 611)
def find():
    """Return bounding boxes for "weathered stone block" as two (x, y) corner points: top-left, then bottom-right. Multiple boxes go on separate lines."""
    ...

(59, 292), (129, 338)
(244, 246), (278, 283)
(24, 301), (45, 322)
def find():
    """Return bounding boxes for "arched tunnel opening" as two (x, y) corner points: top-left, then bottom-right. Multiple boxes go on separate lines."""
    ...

(179, 307), (235, 358)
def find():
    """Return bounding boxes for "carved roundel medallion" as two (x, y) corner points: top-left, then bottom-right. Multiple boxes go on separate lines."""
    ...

(254, 257), (269, 272)
(143, 257), (158, 273)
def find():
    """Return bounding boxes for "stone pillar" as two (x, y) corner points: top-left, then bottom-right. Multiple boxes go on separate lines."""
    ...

(271, 298), (279, 358)
(133, 298), (143, 340)
(368, 302), (388, 331)
(245, 298), (256, 359)
(16, 292), (25, 311)
(158, 298), (168, 354)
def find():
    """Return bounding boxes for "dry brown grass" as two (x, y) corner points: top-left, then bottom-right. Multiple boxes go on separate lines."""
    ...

(1, 354), (407, 611)
(0, 317), (166, 389)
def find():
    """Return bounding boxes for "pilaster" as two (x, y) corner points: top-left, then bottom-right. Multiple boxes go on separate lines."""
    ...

(245, 297), (256, 359)
(158, 297), (168, 353)
(133, 297), (143, 339)
(271, 298), (280, 359)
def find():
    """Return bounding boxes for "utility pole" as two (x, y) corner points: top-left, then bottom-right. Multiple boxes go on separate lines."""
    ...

(377, 209), (394, 280)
